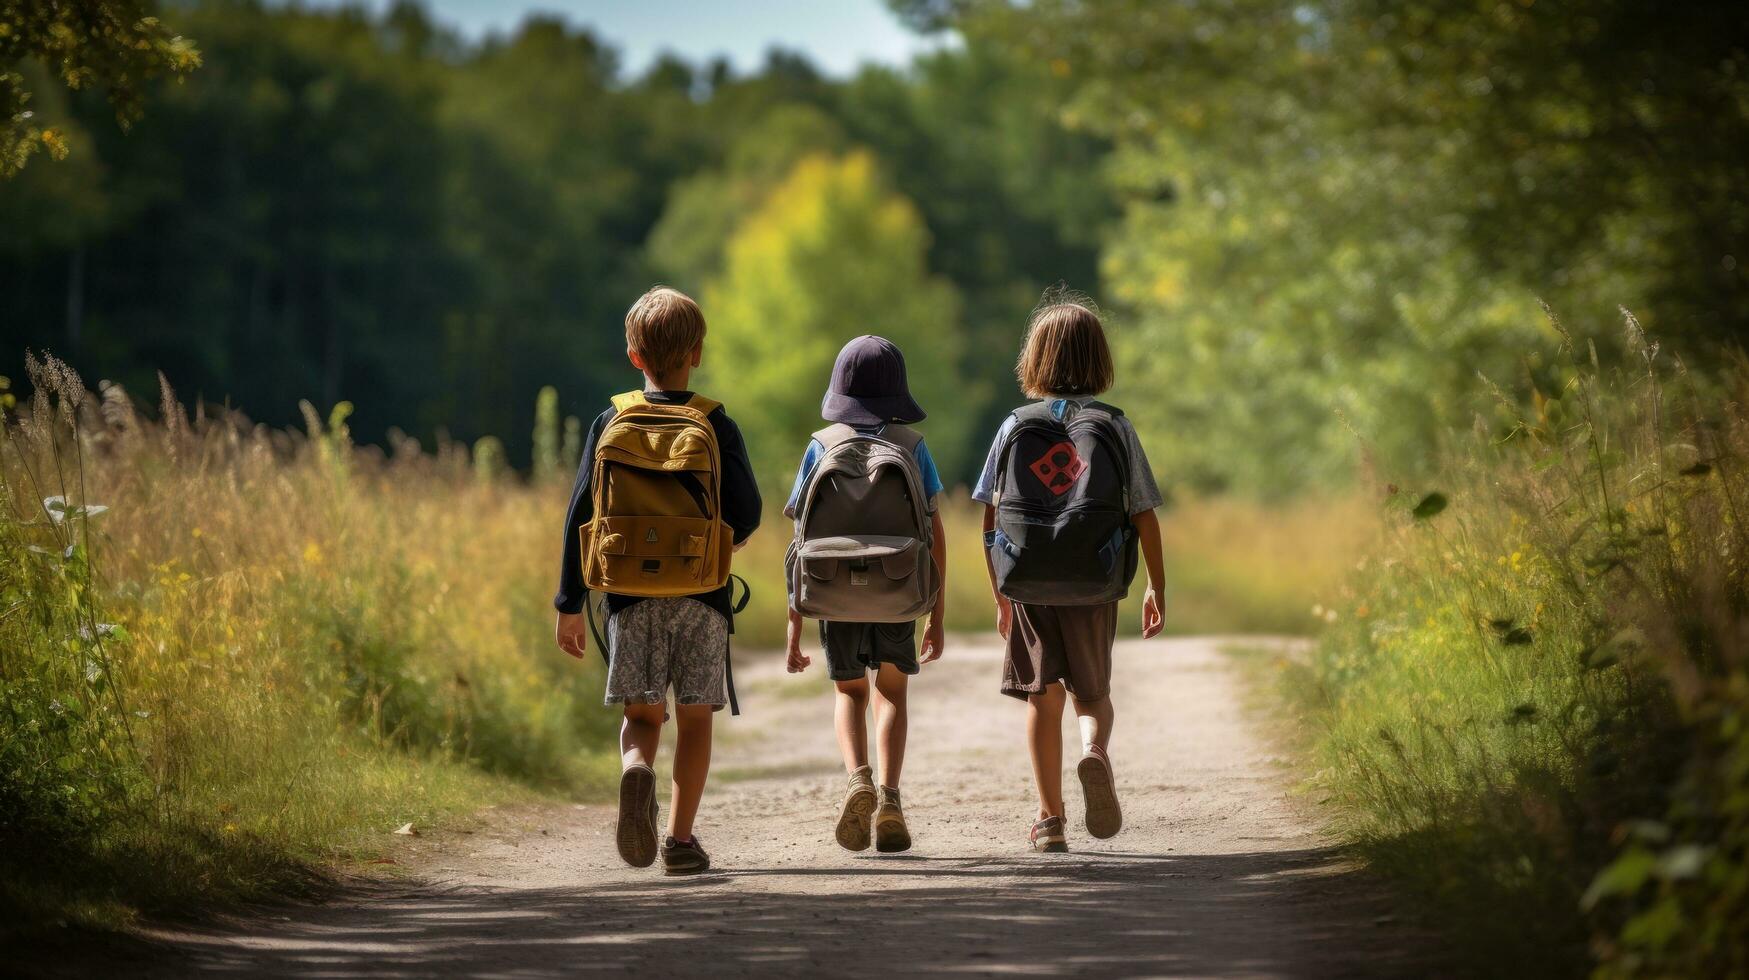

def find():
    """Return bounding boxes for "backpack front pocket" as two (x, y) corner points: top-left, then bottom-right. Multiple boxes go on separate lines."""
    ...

(993, 501), (1131, 604)
(793, 534), (928, 623)
(586, 515), (721, 595)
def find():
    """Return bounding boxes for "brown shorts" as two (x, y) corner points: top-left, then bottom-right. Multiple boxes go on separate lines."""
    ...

(1002, 602), (1118, 702)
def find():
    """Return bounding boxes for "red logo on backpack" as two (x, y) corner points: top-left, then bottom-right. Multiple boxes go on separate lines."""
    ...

(1029, 441), (1086, 495)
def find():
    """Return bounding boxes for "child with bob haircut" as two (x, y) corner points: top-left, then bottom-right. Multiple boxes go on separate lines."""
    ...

(973, 288), (1166, 853)
(554, 286), (762, 876)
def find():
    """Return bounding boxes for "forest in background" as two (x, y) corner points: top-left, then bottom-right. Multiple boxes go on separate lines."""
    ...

(7, 0), (1744, 496)
(1, 0), (1106, 490)
(4, 2), (1748, 971)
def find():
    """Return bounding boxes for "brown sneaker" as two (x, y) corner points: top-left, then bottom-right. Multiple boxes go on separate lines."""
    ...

(616, 764), (658, 868)
(1077, 744), (1123, 840)
(874, 785), (912, 853)
(1030, 815), (1068, 853)
(835, 765), (878, 851)
(661, 835), (711, 876)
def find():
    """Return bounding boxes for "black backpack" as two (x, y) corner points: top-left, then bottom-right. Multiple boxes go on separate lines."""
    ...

(985, 400), (1138, 605)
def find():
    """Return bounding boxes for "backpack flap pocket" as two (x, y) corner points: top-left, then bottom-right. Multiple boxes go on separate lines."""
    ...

(878, 544), (917, 580)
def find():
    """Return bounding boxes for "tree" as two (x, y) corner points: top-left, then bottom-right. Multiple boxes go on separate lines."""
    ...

(699, 151), (968, 489)
(943, 0), (1747, 493)
(1, 0), (199, 175)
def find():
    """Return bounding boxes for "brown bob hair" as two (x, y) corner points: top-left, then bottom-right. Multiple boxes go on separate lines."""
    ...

(1015, 290), (1114, 399)
(625, 286), (707, 376)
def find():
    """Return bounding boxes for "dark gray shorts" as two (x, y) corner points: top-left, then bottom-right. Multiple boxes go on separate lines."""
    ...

(819, 620), (918, 682)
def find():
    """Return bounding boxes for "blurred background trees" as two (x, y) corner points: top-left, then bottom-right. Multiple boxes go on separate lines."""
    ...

(3, 0), (1745, 495)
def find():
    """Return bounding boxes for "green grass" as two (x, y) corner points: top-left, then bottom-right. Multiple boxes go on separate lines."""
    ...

(1288, 317), (1748, 977)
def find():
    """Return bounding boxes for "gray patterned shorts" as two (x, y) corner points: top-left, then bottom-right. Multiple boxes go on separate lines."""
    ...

(604, 598), (729, 707)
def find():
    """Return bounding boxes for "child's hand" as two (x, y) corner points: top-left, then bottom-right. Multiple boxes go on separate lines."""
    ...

(921, 615), (945, 665)
(995, 596), (1013, 640)
(1141, 587), (1164, 639)
(785, 609), (810, 673)
(555, 611), (589, 659)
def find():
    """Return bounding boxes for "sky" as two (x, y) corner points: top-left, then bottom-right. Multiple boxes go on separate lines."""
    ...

(319, 0), (957, 77)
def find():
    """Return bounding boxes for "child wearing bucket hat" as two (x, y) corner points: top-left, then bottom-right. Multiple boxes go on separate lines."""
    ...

(782, 335), (948, 853)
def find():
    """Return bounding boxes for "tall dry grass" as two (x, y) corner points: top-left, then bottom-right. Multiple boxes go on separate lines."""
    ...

(733, 492), (1366, 646)
(0, 357), (615, 934)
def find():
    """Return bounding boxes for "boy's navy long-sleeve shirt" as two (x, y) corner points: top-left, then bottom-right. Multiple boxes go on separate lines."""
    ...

(553, 390), (762, 628)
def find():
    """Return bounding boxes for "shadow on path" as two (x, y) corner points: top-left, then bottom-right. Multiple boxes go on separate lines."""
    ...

(98, 846), (1425, 979)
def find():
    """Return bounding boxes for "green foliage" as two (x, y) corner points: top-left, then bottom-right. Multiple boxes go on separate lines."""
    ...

(698, 150), (968, 488)
(2, 2), (1106, 482)
(0, 0), (200, 174)
(1292, 314), (1748, 974)
(944, 0), (1748, 494)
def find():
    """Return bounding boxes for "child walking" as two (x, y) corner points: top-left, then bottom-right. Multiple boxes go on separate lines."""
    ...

(554, 286), (762, 875)
(973, 292), (1165, 853)
(783, 336), (948, 853)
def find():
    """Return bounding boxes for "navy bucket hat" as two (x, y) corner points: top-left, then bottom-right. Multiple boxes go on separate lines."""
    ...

(820, 335), (926, 426)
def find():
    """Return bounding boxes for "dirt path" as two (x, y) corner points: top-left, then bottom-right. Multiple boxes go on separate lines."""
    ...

(119, 636), (1432, 978)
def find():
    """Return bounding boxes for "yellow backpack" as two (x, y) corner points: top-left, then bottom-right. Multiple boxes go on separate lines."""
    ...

(580, 391), (734, 596)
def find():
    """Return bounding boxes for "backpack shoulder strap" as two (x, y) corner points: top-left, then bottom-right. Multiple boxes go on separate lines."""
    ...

(610, 390), (647, 413)
(1082, 400), (1125, 420)
(686, 393), (721, 417)
(878, 423), (924, 455)
(811, 423), (859, 452)
(1013, 401), (1058, 425)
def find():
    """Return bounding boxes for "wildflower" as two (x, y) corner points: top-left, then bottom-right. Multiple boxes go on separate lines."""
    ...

(302, 541), (324, 565)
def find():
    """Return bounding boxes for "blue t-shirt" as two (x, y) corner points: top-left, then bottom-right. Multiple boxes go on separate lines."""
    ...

(783, 425), (944, 518)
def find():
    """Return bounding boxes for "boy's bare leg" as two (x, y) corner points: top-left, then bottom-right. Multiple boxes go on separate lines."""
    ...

(834, 677), (871, 773)
(668, 703), (714, 840)
(1072, 695), (1114, 755)
(1072, 692), (1122, 839)
(871, 663), (909, 788)
(621, 703), (664, 770)
(1027, 683), (1068, 818)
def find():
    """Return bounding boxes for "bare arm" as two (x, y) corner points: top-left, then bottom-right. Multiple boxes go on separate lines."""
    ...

(921, 510), (948, 663)
(1132, 508), (1165, 638)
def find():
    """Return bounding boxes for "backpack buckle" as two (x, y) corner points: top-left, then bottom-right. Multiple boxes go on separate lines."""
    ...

(849, 559), (870, 586)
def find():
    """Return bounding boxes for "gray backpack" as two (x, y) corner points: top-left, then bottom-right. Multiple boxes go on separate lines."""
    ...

(787, 423), (937, 623)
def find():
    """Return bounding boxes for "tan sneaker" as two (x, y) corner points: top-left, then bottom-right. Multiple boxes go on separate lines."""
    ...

(1030, 815), (1068, 853)
(835, 765), (877, 851)
(616, 764), (658, 868)
(874, 785), (912, 853)
(1078, 744), (1122, 839)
